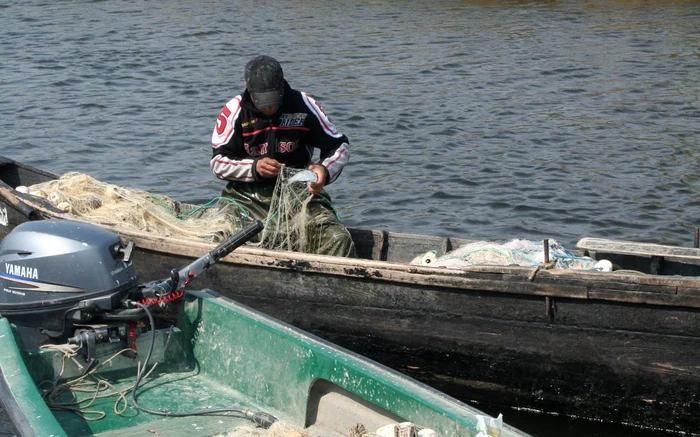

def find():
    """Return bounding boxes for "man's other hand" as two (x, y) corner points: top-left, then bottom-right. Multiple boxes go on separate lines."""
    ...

(256, 157), (282, 178)
(307, 164), (327, 195)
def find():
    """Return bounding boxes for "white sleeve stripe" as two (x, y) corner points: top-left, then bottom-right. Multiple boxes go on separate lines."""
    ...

(322, 143), (349, 183)
(301, 93), (342, 138)
(210, 155), (255, 181)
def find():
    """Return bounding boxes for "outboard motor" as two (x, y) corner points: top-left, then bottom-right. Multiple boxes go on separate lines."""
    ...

(1, 218), (262, 348)
(0, 220), (138, 335)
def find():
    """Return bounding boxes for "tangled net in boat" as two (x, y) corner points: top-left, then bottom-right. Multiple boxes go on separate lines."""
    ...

(411, 239), (612, 271)
(219, 421), (441, 437)
(217, 421), (307, 437)
(25, 168), (333, 254)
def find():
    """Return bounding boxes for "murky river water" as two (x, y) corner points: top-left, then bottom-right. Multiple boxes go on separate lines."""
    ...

(2, 0), (699, 435)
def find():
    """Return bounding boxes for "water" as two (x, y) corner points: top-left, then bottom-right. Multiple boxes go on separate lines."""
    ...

(1, 0), (699, 435)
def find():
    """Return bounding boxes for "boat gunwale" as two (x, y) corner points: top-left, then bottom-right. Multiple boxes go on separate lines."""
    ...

(0, 366), (37, 437)
(0, 318), (62, 437)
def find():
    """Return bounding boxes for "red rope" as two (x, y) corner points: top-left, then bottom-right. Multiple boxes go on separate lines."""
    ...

(139, 289), (185, 306)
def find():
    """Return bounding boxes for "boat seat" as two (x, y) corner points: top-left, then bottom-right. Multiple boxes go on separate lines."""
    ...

(576, 238), (700, 261)
(577, 237), (700, 276)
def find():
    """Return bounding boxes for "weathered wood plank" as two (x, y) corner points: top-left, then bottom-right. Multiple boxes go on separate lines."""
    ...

(108, 230), (700, 308)
(577, 237), (700, 261)
(385, 232), (447, 264)
(679, 286), (700, 297)
(589, 289), (700, 307)
(194, 261), (700, 336)
(348, 228), (384, 261)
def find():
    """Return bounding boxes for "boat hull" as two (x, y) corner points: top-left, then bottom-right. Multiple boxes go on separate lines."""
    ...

(1, 156), (700, 434)
(0, 289), (527, 437)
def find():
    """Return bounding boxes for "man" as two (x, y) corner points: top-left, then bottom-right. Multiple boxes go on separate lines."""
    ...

(210, 55), (355, 257)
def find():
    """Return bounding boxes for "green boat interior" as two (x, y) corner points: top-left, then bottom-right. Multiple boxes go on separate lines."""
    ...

(1, 289), (488, 437)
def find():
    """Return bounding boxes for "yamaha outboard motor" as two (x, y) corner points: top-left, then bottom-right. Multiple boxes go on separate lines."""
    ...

(0, 220), (138, 334)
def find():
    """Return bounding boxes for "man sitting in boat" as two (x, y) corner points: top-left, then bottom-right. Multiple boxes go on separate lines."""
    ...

(210, 55), (356, 257)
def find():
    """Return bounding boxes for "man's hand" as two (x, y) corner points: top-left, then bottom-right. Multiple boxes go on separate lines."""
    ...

(307, 164), (327, 195)
(256, 157), (282, 178)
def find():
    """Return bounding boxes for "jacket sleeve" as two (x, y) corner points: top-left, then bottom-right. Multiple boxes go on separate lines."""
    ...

(301, 92), (350, 185)
(210, 96), (256, 182)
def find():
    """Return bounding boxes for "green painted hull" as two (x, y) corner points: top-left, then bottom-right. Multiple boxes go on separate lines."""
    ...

(0, 289), (529, 437)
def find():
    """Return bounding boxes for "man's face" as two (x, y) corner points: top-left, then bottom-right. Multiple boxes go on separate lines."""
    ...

(259, 106), (279, 116)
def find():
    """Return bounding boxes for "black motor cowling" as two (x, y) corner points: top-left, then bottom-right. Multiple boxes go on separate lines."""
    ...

(0, 219), (138, 332)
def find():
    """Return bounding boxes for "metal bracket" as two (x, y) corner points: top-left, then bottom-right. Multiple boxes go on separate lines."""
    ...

(115, 241), (135, 263)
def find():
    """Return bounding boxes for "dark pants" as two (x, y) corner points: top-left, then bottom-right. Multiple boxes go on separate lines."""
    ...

(220, 182), (356, 258)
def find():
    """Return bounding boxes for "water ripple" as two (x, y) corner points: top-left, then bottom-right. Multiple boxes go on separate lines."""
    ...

(0, 0), (698, 254)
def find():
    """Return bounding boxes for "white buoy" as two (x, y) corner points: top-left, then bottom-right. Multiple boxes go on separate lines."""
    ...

(421, 251), (438, 266)
(15, 185), (29, 193)
(594, 259), (613, 272)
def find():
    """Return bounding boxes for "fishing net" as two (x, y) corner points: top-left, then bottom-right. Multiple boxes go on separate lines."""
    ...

(218, 421), (441, 437)
(26, 172), (244, 242)
(411, 239), (611, 271)
(259, 168), (316, 253)
(216, 421), (307, 437)
(25, 168), (337, 254)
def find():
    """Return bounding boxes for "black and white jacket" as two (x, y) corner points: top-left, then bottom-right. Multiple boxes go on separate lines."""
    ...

(211, 81), (350, 186)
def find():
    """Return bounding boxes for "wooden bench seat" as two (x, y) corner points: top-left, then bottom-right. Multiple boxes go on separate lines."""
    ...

(577, 238), (700, 276)
(576, 238), (700, 261)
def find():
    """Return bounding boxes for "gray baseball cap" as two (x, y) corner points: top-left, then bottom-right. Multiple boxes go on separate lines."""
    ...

(245, 55), (284, 109)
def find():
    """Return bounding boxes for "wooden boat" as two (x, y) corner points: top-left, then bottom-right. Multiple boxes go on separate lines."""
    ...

(0, 291), (527, 437)
(2, 155), (700, 434)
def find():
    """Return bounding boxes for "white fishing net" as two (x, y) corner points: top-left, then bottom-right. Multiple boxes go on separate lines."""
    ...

(217, 421), (440, 437)
(411, 239), (612, 271)
(216, 421), (307, 437)
(25, 168), (333, 254)
(26, 172), (244, 242)
(260, 169), (316, 254)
